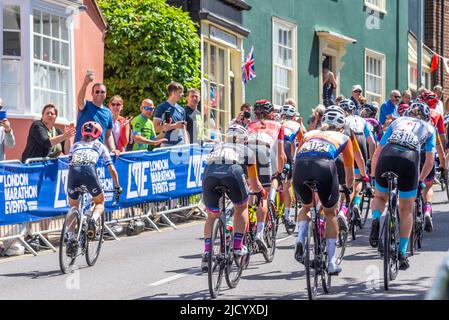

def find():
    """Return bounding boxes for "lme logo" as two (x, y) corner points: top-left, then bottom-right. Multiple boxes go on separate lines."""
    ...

(187, 155), (207, 188)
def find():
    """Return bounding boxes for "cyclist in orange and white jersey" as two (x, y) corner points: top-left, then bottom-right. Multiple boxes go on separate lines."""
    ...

(246, 99), (286, 252)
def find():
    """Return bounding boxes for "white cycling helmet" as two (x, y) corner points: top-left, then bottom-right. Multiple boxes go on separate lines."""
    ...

(281, 104), (296, 118)
(322, 105), (346, 129)
(339, 99), (356, 115)
(225, 123), (248, 144)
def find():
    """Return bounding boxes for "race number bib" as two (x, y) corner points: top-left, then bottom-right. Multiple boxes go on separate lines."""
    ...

(387, 129), (419, 150)
(71, 149), (98, 166)
(300, 140), (330, 153)
(248, 132), (274, 146)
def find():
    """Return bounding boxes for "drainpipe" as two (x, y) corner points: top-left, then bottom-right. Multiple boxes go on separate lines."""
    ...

(417, 0), (423, 88)
(441, 0), (445, 87)
(395, 0), (399, 88)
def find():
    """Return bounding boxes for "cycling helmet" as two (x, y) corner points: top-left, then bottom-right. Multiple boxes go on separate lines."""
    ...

(397, 103), (410, 116)
(360, 104), (378, 118)
(253, 99), (274, 115)
(322, 105), (346, 129)
(281, 104), (296, 118)
(423, 91), (439, 109)
(339, 99), (356, 114)
(81, 121), (102, 140)
(405, 102), (431, 122)
(225, 123), (248, 144)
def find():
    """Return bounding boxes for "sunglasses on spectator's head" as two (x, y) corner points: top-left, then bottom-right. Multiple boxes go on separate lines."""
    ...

(95, 90), (106, 94)
(143, 106), (154, 111)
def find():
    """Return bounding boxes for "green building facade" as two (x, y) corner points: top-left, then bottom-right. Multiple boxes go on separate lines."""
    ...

(243, 0), (409, 119)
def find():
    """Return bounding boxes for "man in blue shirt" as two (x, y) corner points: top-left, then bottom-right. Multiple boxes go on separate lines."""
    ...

(153, 82), (188, 147)
(350, 84), (363, 115)
(75, 71), (115, 152)
(379, 90), (401, 126)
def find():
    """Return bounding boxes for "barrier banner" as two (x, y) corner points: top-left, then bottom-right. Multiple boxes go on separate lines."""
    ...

(0, 145), (211, 226)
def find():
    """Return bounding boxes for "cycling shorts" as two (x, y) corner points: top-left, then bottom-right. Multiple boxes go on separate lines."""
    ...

(335, 154), (346, 186)
(419, 152), (436, 183)
(202, 163), (249, 213)
(67, 165), (102, 200)
(284, 140), (293, 180)
(247, 144), (272, 187)
(292, 156), (339, 208)
(375, 143), (419, 199)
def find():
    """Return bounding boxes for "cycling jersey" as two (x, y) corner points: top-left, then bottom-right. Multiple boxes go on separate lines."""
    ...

(345, 115), (372, 138)
(282, 120), (303, 143)
(430, 109), (445, 135)
(364, 117), (383, 142)
(380, 116), (436, 152)
(296, 129), (354, 168)
(68, 140), (113, 167)
(247, 120), (284, 186)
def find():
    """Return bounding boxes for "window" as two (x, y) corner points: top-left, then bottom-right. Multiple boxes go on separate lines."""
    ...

(202, 41), (227, 140)
(365, 49), (385, 105)
(33, 9), (70, 119)
(365, 0), (386, 13)
(1, 4), (22, 112)
(408, 63), (431, 91)
(272, 17), (296, 107)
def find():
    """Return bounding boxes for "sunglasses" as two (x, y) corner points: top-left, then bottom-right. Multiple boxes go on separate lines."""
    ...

(95, 90), (106, 94)
(393, 95), (401, 99)
(111, 102), (122, 107)
(143, 106), (154, 111)
(353, 90), (362, 93)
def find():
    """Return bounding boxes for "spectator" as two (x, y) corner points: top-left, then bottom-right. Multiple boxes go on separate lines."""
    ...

(283, 98), (307, 132)
(350, 85), (363, 114)
(359, 95), (367, 107)
(130, 99), (167, 151)
(307, 104), (325, 130)
(75, 70), (116, 153)
(153, 82), (188, 147)
(379, 90), (401, 126)
(322, 67), (337, 107)
(185, 88), (205, 145)
(22, 104), (75, 162)
(0, 97), (15, 161)
(400, 89), (412, 105)
(335, 95), (346, 105)
(433, 85), (445, 115)
(107, 95), (131, 152)
(230, 103), (252, 130)
(418, 86), (429, 99)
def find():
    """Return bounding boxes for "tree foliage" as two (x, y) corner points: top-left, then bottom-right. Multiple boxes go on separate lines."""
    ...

(98, 0), (201, 116)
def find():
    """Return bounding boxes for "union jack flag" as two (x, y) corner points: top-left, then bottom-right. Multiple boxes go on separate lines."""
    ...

(242, 46), (256, 84)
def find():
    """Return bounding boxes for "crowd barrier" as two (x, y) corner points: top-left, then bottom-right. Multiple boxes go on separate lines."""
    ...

(0, 144), (212, 256)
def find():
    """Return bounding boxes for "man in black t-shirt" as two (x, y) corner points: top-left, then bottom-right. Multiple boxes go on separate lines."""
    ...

(185, 88), (205, 145)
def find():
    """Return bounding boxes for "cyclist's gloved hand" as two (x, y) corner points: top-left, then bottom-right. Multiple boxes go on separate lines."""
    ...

(284, 163), (291, 171)
(362, 174), (370, 183)
(115, 186), (123, 194)
(258, 188), (267, 199)
(419, 181), (426, 190)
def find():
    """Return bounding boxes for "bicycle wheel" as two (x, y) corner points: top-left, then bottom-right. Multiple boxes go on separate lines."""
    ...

(321, 237), (330, 294)
(444, 171), (449, 202)
(383, 211), (390, 291)
(59, 207), (81, 274)
(86, 212), (105, 266)
(389, 211), (400, 281)
(305, 221), (318, 300)
(225, 233), (246, 289)
(361, 194), (371, 228)
(336, 226), (348, 265)
(348, 204), (357, 241)
(410, 204), (416, 256)
(262, 201), (277, 263)
(208, 219), (225, 299)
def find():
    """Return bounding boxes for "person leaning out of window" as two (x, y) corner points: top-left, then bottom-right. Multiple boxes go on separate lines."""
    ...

(0, 97), (15, 161)
(21, 104), (76, 163)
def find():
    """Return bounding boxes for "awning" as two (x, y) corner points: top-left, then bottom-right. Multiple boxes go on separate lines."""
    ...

(316, 30), (357, 45)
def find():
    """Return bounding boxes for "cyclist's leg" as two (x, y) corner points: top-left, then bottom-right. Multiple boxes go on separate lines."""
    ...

(283, 141), (294, 220)
(253, 146), (271, 237)
(419, 152), (435, 231)
(352, 135), (368, 209)
(66, 167), (82, 235)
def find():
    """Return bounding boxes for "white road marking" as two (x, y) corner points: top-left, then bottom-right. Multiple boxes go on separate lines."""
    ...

(148, 268), (198, 286)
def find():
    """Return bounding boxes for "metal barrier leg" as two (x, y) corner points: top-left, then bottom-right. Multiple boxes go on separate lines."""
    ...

(17, 237), (38, 256)
(104, 224), (120, 241)
(143, 216), (161, 232)
(160, 213), (178, 230)
(36, 233), (57, 252)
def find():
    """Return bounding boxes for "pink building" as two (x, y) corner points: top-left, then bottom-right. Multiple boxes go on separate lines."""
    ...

(0, 0), (106, 161)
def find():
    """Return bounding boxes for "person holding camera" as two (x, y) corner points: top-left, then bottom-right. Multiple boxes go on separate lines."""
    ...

(0, 97), (15, 161)
(153, 82), (188, 147)
(232, 103), (252, 128)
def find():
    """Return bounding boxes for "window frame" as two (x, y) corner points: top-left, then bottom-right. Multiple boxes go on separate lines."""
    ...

(272, 16), (297, 108)
(364, 48), (386, 105)
(364, 0), (387, 15)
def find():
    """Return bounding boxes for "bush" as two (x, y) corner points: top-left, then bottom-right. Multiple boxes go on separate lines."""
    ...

(98, 0), (201, 116)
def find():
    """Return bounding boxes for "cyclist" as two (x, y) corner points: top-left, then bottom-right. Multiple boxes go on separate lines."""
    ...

(280, 104), (305, 227)
(369, 102), (436, 270)
(293, 106), (355, 275)
(201, 124), (265, 272)
(360, 103), (383, 143)
(247, 99), (286, 252)
(419, 93), (447, 231)
(339, 99), (375, 223)
(66, 121), (122, 246)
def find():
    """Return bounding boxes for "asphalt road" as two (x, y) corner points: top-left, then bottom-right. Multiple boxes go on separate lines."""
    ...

(0, 188), (448, 300)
